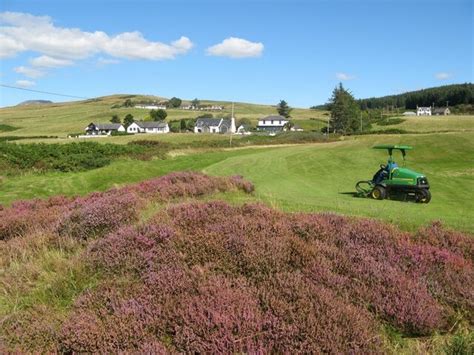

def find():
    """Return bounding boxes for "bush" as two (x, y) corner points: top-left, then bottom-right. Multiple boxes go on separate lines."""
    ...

(57, 200), (473, 352)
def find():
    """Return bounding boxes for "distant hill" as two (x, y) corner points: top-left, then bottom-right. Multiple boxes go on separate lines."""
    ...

(17, 100), (54, 106)
(314, 83), (473, 112)
(357, 83), (473, 110)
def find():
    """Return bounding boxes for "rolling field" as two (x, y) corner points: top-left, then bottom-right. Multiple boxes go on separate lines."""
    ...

(373, 115), (474, 132)
(1, 131), (473, 233)
(0, 94), (327, 137)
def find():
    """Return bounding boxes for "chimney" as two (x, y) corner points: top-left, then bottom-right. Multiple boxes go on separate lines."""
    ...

(230, 102), (236, 134)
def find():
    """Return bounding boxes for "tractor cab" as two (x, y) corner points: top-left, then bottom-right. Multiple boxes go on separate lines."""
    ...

(356, 144), (431, 203)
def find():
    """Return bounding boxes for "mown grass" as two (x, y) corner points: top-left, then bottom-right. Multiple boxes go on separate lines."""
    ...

(1, 132), (473, 233)
(205, 132), (474, 233)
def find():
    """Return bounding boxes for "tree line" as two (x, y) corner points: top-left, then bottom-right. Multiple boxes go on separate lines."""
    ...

(357, 83), (473, 110)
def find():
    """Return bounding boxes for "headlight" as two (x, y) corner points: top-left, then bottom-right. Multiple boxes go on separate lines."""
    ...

(417, 177), (428, 185)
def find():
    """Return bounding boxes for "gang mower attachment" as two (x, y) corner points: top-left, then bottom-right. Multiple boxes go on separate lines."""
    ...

(356, 144), (431, 203)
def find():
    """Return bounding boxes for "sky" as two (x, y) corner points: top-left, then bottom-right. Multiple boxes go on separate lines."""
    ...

(0, 0), (472, 108)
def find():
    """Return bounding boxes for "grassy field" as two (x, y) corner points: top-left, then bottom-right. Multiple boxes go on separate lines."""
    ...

(1, 132), (473, 233)
(373, 115), (474, 132)
(0, 94), (327, 137)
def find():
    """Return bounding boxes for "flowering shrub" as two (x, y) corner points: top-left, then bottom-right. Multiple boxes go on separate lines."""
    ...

(2, 173), (472, 353)
(57, 191), (141, 240)
(0, 196), (70, 241)
(58, 200), (473, 353)
(0, 172), (254, 242)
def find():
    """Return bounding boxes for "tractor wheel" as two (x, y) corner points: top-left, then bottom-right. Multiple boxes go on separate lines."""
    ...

(416, 189), (431, 203)
(371, 186), (386, 200)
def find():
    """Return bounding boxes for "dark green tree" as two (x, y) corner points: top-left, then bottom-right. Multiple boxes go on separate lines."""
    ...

(110, 114), (121, 124)
(123, 98), (133, 107)
(168, 97), (182, 108)
(180, 119), (187, 132)
(328, 83), (361, 134)
(277, 100), (292, 118)
(150, 109), (167, 121)
(191, 98), (200, 108)
(123, 113), (134, 127)
(186, 119), (195, 131)
(237, 117), (252, 127)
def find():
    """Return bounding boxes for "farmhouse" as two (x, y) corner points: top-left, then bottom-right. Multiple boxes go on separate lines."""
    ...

(432, 107), (451, 115)
(194, 117), (236, 134)
(126, 121), (170, 134)
(416, 107), (432, 116)
(257, 115), (289, 132)
(85, 122), (125, 136)
(134, 105), (167, 110)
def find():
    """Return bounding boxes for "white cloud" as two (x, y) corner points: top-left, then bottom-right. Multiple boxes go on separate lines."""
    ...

(30, 55), (73, 68)
(435, 72), (452, 80)
(336, 72), (356, 80)
(15, 79), (35, 87)
(207, 37), (264, 58)
(97, 57), (120, 65)
(0, 11), (193, 61)
(14, 65), (45, 78)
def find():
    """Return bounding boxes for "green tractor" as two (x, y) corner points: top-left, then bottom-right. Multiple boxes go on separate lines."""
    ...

(356, 144), (431, 203)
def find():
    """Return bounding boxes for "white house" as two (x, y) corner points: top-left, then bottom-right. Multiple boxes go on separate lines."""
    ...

(85, 122), (125, 136)
(257, 115), (289, 132)
(127, 121), (170, 134)
(432, 107), (451, 115)
(134, 105), (167, 110)
(416, 107), (432, 116)
(194, 117), (236, 134)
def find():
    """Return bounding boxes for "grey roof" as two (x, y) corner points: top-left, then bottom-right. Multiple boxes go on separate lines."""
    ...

(88, 123), (122, 130)
(135, 121), (168, 128)
(432, 107), (449, 113)
(195, 118), (223, 128)
(220, 119), (232, 127)
(260, 115), (289, 121)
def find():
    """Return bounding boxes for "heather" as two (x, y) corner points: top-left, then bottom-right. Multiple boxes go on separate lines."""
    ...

(1, 173), (473, 353)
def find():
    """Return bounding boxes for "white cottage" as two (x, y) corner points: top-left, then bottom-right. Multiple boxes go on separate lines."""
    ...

(127, 121), (170, 134)
(194, 117), (236, 134)
(416, 107), (432, 116)
(85, 122), (125, 136)
(257, 115), (289, 132)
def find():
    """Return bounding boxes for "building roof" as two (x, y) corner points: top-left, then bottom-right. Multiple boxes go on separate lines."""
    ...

(134, 121), (168, 128)
(88, 123), (123, 130)
(260, 115), (289, 121)
(195, 118), (223, 128)
(417, 107), (431, 110)
(432, 107), (449, 113)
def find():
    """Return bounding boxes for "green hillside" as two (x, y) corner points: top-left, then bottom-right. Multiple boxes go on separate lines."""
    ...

(0, 94), (327, 137)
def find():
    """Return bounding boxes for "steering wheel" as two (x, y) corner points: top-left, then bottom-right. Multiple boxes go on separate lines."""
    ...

(380, 164), (386, 170)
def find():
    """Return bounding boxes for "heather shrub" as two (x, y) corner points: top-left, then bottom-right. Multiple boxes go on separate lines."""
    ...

(4, 176), (473, 353)
(57, 191), (141, 240)
(0, 197), (70, 241)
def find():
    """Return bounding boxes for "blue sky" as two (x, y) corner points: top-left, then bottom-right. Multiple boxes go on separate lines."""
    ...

(0, 0), (472, 107)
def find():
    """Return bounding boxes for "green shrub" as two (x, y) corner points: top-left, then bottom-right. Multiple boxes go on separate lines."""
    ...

(377, 118), (406, 126)
(0, 124), (19, 132)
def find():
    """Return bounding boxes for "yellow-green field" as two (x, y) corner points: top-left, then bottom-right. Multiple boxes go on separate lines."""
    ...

(0, 94), (327, 137)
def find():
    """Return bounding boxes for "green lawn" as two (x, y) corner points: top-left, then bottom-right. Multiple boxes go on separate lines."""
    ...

(1, 132), (473, 233)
